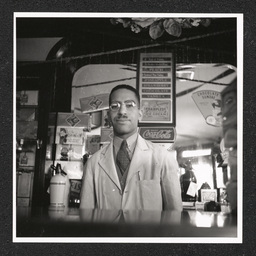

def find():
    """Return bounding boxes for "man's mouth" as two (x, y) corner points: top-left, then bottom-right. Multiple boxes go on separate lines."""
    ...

(116, 119), (129, 123)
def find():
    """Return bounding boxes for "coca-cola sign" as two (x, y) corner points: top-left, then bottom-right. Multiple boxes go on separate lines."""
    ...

(139, 127), (175, 142)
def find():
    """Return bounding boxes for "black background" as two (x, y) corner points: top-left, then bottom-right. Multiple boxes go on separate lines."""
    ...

(1, 0), (255, 255)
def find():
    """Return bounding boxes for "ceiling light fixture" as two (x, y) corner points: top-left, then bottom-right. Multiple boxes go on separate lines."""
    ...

(182, 148), (212, 158)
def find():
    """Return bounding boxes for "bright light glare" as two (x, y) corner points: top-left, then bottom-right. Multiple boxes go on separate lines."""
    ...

(182, 149), (211, 158)
(217, 215), (227, 227)
(192, 162), (214, 189)
(194, 212), (213, 227)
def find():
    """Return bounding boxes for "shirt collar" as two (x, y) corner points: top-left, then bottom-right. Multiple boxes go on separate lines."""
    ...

(113, 132), (138, 153)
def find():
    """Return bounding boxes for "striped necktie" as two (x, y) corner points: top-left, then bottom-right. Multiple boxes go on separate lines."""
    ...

(116, 140), (130, 175)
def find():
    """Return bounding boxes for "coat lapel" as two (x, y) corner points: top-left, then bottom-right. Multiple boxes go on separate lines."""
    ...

(126, 135), (150, 184)
(98, 142), (121, 191)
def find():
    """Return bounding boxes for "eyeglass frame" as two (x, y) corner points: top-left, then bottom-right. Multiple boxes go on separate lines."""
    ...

(109, 100), (138, 111)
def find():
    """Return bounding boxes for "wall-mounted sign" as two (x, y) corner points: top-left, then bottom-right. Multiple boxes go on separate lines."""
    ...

(139, 127), (176, 143)
(192, 90), (222, 127)
(80, 93), (109, 113)
(137, 52), (176, 125)
(57, 113), (89, 127)
(55, 126), (84, 145)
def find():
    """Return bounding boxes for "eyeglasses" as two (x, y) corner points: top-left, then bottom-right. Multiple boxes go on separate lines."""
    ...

(109, 100), (137, 111)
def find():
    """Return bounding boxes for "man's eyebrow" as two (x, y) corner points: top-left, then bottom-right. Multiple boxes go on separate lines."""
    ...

(110, 99), (135, 103)
(124, 100), (135, 102)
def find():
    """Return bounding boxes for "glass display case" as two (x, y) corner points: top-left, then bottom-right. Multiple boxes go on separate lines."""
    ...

(16, 90), (38, 206)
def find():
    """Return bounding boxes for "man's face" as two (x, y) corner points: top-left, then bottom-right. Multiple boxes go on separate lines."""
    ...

(108, 88), (142, 139)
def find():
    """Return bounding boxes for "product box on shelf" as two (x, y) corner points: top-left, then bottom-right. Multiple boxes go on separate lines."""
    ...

(17, 172), (34, 197)
(55, 113), (94, 145)
(86, 135), (101, 155)
(56, 113), (90, 127)
(55, 126), (85, 145)
(200, 189), (218, 202)
(69, 179), (82, 206)
(195, 202), (206, 210)
(19, 151), (36, 167)
(18, 141), (36, 167)
(17, 197), (30, 207)
(55, 144), (84, 161)
(100, 127), (113, 144)
(17, 90), (38, 106)
(17, 171), (34, 206)
(80, 93), (109, 113)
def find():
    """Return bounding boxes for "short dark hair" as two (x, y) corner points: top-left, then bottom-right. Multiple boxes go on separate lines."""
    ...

(109, 84), (140, 107)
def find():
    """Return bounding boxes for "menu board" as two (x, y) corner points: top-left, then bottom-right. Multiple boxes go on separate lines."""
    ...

(138, 52), (175, 125)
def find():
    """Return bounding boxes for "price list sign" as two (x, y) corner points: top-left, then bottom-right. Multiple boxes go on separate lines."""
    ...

(137, 52), (175, 125)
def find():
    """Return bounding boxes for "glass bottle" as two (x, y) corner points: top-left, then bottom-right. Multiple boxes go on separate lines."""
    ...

(49, 163), (70, 207)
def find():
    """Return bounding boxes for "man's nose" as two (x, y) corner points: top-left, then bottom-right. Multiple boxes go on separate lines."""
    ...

(118, 103), (127, 114)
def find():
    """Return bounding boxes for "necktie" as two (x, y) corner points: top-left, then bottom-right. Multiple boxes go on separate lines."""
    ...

(116, 140), (130, 175)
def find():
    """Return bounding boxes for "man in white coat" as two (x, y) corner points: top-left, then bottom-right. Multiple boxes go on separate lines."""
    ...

(80, 84), (182, 211)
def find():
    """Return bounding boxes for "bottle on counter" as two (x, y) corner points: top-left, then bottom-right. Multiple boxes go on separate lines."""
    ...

(49, 163), (70, 207)
(180, 160), (197, 202)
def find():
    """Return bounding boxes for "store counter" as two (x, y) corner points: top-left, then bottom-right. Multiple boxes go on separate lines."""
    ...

(16, 206), (237, 238)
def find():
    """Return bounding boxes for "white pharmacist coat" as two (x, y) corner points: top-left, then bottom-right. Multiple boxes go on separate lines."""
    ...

(80, 135), (182, 211)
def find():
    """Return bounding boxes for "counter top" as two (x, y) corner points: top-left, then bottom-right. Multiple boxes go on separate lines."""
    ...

(15, 206), (237, 239)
